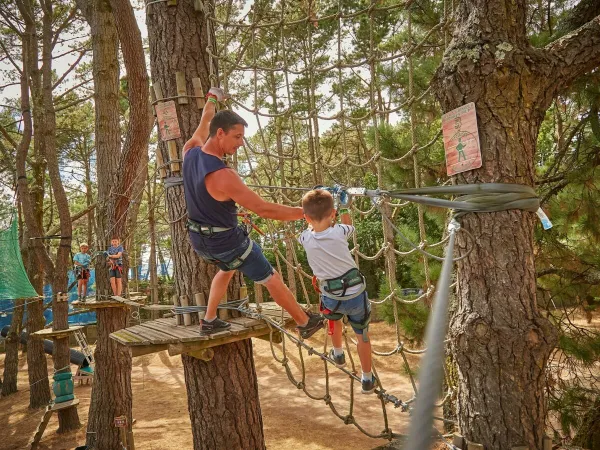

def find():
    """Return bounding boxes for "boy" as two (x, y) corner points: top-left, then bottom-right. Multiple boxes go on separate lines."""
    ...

(299, 189), (377, 394)
(73, 243), (91, 301)
(107, 238), (124, 296)
(182, 87), (323, 338)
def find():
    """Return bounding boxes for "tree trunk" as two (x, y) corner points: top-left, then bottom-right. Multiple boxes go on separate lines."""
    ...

(146, 1), (264, 447)
(1, 298), (24, 397)
(85, 308), (132, 449)
(15, 0), (51, 408)
(148, 173), (159, 318)
(75, 1), (136, 447)
(182, 341), (265, 450)
(75, 0), (121, 294)
(39, 0), (81, 431)
(432, 1), (600, 448)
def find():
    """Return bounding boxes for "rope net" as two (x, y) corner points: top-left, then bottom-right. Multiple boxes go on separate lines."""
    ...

(0, 217), (40, 301)
(204, 0), (455, 442)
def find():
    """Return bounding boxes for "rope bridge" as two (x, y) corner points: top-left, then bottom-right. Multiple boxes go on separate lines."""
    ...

(199, 0), (462, 446)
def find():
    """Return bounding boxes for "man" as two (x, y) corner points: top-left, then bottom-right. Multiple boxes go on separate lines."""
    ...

(73, 243), (91, 301)
(182, 87), (324, 338)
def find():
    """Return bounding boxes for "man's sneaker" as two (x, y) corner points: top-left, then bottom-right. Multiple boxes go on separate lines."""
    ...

(328, 349), (346, 368)
(297, 312), (324, 339)
(361, 375), (378, 394)
(200, 318), (231, 336)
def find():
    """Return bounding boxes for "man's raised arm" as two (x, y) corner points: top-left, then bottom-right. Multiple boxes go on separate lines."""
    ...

(182, 88), (229, 156)
(209, 169), (303, 221)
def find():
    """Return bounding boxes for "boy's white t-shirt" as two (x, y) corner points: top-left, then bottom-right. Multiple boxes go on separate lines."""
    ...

(298, 224), (362, 295)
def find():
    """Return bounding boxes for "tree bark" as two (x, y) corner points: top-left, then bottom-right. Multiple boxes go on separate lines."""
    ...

(75, 0), (121, 293)
(14, 0), (51, 408)
(85, 308), (132, 449)
(75, 1), (134, 447)
(182, 341), (265, 450)
(1, 298), (24, 397)
(146, 1), (263, 447)
(432, 2), (600, 448)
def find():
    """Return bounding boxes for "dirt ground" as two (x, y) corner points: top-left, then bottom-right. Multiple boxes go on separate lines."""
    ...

(0, 322), (425, 450)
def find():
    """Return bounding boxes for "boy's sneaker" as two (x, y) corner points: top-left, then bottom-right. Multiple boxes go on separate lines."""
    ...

(328, 349), (346, 368)
(297, 312), (324, 339)
(200, 318), (231, 336)
(361, 375), (378, 394)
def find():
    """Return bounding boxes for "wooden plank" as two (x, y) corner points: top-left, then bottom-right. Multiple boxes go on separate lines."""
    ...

(29, 406), (52, 449)
(130, 344), (168, 357)
(191, 78), (205, 109)
(228, 317), (264, 329)
(175, 72), (188, 104)
(156, 317), (177, 326)
(110, 329), (148, 345)
(51, 398), (80, 411)
(141, 320), (202, 342)
(32, 326), (84, 339)
(142, 304), (173, 311)
(72, 300), (126, 309)
(125, 325), (177, 344)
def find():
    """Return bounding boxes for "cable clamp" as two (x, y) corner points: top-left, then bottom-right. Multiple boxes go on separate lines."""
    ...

(447, 219), (461, 233)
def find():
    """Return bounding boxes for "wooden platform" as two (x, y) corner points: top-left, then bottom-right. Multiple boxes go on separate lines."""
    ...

(32, 325), (84, 339)
(109, 302), (293, 358)
(72, 295), (145, 309)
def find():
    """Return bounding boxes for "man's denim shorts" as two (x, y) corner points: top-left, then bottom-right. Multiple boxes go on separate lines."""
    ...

(321, 291), (370, 335)
(194, 237), (274, 284)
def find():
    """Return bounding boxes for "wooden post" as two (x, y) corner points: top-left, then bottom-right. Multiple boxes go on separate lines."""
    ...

(542, 436), (552, 450)
(218, 292), (229, 320)
(156, 150), (167, 179)
(172, 294), (182, 326)
(152, 83), (163, 102)
(127, 431), (135, 450)
(168, 141), (180, 173)
(180, 295), (192, 326)
(194, 293), (205, 321)
(192, 78), (205, 109)
(119, 427), (128, 450)
(254, 283), (263, 311)
(150, 86), (157, 115)
(175, 72), (188, 105)
(452, 434), (465, 449)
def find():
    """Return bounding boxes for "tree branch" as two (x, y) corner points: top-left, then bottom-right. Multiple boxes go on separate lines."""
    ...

(52, 49), (88, 90)
(543, 15), (600, 95)
(0, 123), (18, 148)
(0, 39), (23, 75)
(45, 203), (97, 237)
(54, 94), (94, 112)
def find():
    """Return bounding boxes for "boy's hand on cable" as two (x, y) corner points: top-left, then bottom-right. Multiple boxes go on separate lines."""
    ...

(338, 189), (352, 209)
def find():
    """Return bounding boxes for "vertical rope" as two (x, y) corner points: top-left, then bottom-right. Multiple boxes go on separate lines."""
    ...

(408, 9), (432, 296)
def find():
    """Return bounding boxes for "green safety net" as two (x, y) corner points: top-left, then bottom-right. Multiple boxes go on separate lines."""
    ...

(0, 217), (40, 300)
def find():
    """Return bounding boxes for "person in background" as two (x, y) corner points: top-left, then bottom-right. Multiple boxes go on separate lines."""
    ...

(73, 243), (91, 301)
(107, 237), (124, 296)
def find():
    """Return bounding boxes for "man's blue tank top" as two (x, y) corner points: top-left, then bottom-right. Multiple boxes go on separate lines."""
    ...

(183, 147), (245, 253)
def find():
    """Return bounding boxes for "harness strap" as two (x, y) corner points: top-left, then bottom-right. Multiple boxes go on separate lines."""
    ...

(213, 239), (254, 270)
(187, 218), (232, 235)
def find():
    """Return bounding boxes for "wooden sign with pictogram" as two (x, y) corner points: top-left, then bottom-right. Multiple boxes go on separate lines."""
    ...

(114, 415), (127, 427)
(441, 102), (482, 176)
(155, 100), (181, 141)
